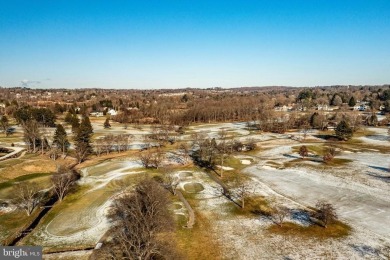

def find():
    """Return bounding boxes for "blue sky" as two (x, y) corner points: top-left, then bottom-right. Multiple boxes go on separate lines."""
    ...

(0, 0), (389, 89)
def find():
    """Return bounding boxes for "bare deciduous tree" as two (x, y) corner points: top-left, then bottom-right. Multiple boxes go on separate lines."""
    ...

(22, 120), (42, 153)
(13, 182), (44, 216)
(51, 165), (78, 201)
(178, 143), (191, 164)
(160, 168), (179, 195)
(0, 115), (9, 136)
(299, 145), (309, 159)
(235, 178), (252, 209)
(323, 146), (336, 163)
(101, 178), (178, 259)
(300, 122), (311, 140)
(272, 205), (289, 227)
(314, 200), (338, 228)
(139, 148), (165, 169)
(75, 141), (92, 164)
(217, 129), (229, 178)
(245, 138), (257, 151)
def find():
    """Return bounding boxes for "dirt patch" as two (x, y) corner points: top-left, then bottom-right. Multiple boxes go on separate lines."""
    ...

(22, 164), (55, 173)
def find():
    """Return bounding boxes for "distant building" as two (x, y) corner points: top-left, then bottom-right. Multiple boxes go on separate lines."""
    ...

(107, 109), (117, 116)
(274, 105), (293, 112)
(353, 104), (369, 111)
(90, 112), (104, 117)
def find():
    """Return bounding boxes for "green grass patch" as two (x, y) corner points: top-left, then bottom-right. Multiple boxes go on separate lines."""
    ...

(284, 157), (352, 169)
(176, 211), (222, 260)
(324, 158), (353, 166)
(0, 173), (52, 199)
(224, 156), (246, 170)
(0, 209), (42, 244)
(267, 220), (351, 239)
(0, 159), (24, 168)
(0, 173), (49, 189)
(334, 142), (390, 154)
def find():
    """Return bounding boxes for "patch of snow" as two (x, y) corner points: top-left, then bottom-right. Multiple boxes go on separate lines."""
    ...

(240, 159), (251, 165)
(0, 204), (16, 214)
(216, 165), (234, 171)
(79, 161), (143, 191)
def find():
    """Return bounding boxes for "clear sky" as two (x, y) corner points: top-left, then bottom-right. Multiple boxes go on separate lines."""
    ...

(0, 0), (389, 89)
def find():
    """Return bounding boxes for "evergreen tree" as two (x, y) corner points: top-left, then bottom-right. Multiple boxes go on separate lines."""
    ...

(64, 112), (73, 124)
(348, 96), (356, 107)
(366, 113), (378, 126)
(335, 120), (353, 140)
(299, 145), (309, 159)
(1, 115), (9, 136)
(52, 124), (69, 155)
(331, 94), (343, 106)
(309, 112), (319, 128)
(104, 118), (111, 128)
(74, 116), (93, 163)
(82, 116), (93, 135)
(71, 115), (80, 133)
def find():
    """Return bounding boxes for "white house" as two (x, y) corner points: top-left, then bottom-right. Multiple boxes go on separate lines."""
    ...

(90, 112), (104, 117)
(107, 109), (117, 116)
(274, 105), (293, 112)
(317, 105), (334, 111)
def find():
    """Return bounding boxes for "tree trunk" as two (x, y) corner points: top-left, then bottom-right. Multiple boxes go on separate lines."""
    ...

(220, 155), (224, 178)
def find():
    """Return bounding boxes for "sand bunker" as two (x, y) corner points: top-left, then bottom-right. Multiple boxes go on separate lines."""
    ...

(179, 171), (193, 179)
(183, 182), (205, 193)
(241, 159), (252, 165)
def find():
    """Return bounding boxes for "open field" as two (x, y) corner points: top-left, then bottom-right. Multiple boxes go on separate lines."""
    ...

(1, 122), (389, 259)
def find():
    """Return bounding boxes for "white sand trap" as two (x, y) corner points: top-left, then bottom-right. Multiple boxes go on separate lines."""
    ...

(240, 159), (251, 165)
(217, 165), (234, 171)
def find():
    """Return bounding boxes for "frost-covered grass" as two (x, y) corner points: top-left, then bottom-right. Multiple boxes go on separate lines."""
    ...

(4, 123), (389, 257)
(20, 159), (144, 250)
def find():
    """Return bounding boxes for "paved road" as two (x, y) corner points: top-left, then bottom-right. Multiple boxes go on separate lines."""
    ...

(0, 146), (25, 161)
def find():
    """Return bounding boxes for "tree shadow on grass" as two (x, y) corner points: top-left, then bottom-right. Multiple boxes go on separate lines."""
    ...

(283, 154), (300, 159)
(367, 171), (390, 183)
(368, 165), (389, 173)
(290, 209), (311, 225)
(283, 154), (322, 163)
(349, 244), (381, 258)
(313, 135), (339, 142)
